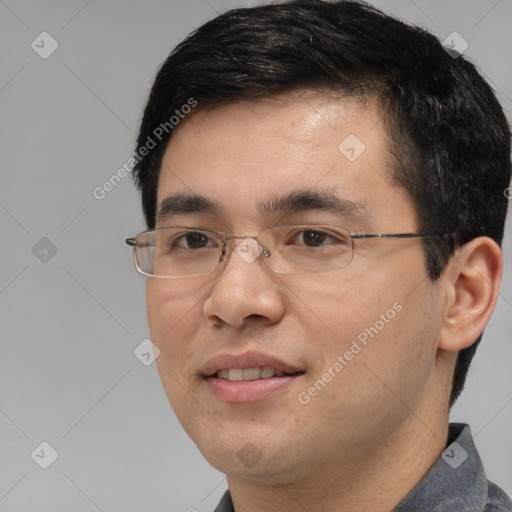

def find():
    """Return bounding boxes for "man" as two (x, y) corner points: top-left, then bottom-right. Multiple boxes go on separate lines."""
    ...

(126, 1), (511, 510)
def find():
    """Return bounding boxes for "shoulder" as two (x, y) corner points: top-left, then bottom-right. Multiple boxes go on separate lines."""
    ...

(484, 481), (512, 512)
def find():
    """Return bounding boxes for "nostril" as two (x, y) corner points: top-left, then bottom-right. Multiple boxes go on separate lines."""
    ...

(246, 314), (267, 322)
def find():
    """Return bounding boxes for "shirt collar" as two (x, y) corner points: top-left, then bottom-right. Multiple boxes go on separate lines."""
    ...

(394, 423), (487, 511)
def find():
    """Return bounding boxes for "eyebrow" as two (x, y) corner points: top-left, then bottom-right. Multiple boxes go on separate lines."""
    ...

(156, 189), (371, 224)
(258, 189), (371, 222)
(157, 194), (222, 223)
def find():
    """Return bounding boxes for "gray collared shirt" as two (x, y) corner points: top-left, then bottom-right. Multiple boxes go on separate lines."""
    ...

(213, 423), (511, 511)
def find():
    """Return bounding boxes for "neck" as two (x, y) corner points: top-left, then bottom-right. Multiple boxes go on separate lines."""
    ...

(226, 406), (449, 512)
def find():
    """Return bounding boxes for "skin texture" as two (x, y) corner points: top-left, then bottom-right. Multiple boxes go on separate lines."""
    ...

(146, 91), (503, 512)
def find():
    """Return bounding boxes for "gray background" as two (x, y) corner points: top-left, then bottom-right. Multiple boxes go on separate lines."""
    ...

(0, 0), (510, 510)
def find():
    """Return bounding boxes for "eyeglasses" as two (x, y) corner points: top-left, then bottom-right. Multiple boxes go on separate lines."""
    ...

(125, 224), (451, 278)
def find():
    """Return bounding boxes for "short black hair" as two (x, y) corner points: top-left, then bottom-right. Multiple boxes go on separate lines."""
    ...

(132, 0), (511, 406)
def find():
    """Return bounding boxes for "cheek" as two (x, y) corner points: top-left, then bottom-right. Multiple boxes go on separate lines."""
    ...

(146, 278), (208, 339)
(290, 281), (440, 453)
(292, 257), (440, 396)
(286, 271), (398, 353)
(145, 279), (207, 379)
(146, 280), (207, 425)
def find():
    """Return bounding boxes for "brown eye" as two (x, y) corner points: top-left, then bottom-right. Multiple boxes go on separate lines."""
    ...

(174, 231), (213, 249)
(287, 229), (345, 248)
(301, 230), (328, 247)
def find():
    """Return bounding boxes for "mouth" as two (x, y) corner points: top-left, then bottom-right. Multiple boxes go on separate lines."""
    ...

(202, 352), (305, 403)
(215, 367), (302, 381)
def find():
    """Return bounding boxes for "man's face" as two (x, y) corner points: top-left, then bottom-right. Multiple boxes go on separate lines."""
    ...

(147, 92), (445, 482)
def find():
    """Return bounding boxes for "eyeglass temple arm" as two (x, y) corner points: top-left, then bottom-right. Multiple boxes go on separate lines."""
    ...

(350, 233), (450, 240)
(125, 238), (157, 249)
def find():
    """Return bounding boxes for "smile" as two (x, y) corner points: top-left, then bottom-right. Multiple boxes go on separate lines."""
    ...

(202, 351), (305, 403)
(215, 367), (296, 381)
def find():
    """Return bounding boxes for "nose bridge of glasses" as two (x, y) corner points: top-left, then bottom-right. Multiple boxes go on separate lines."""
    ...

(223, 234), (259, 243)
(221, 234), (270, 262)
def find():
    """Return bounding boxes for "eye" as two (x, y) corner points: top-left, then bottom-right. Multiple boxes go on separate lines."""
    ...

(173, 231), (217, 249)
(287, 229), (346, 248)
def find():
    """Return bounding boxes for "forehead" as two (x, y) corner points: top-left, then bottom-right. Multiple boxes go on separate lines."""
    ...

(156, 92), (416, 229)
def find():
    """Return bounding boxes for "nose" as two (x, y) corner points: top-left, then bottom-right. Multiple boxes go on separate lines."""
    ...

(202, 237), (286, 328)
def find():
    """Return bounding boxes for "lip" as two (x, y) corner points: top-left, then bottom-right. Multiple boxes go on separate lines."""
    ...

(202, 351), (304, 404)
(202, 351), (302, 377)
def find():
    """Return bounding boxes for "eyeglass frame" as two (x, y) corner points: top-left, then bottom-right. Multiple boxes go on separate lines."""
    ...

(125, 224), (454, 279)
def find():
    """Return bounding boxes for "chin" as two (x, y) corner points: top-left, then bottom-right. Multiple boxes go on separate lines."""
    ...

(192, 428), (306, 484)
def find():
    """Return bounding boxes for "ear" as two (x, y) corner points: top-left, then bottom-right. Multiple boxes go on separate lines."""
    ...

(438, 237), (503, 352)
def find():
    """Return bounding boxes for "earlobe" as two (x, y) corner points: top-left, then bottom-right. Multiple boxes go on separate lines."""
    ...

(438, 237), (503, 352)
